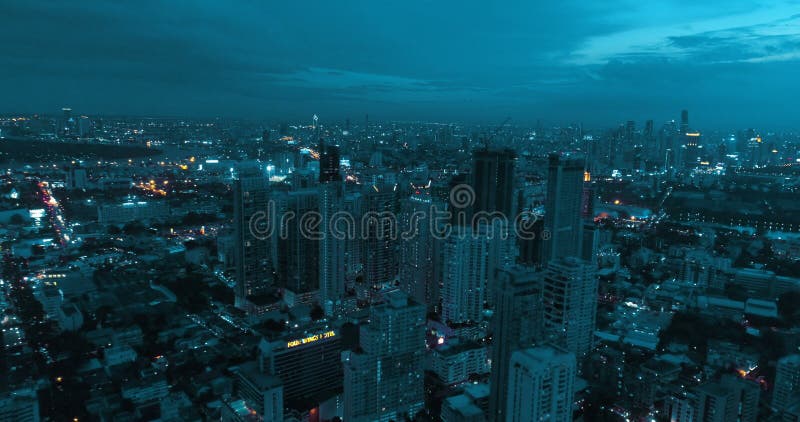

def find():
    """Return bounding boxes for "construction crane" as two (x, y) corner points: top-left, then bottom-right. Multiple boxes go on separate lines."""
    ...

(482, 116), (511, 149)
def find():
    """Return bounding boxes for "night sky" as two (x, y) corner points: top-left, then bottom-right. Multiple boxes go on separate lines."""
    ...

(2, 0), (799, 128)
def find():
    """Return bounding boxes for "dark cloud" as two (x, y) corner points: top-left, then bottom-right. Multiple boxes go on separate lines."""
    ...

(1, 0), (799, 128)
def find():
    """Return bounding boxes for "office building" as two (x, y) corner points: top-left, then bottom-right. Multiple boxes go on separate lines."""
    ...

(489, 266), (543, 420)
(680, 109), (689, 134)
(506, 346), (576, 422)
(273, 188), (319, 296)
(542, 257), (598, 358)
(398, 193), (437, 308)
(233, 164), (273, 311)
(773, 354), (800, 412)
(543, 153), (585, 263)
(342, 291), (425, 421)
(258, 328), (342, 407)
(318, 141), (346, 315)
(362, 184), (398, 289)
(440, 227), (491, 325)
(470, 148), (516, 218)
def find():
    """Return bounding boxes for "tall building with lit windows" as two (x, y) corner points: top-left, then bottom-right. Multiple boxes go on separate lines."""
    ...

(542, 257), (598, 358)
(506, 346), (576, 422)
(398, 193), (438, 308)
(342, 291), (425, 421)
(318, 141), (346, 315)
(470, 148), (516, 218)
(680, 109), (689, 134)
(489, 266), (543, 421)
(440, 227), (491, 325)
(362, 184), (398, 290)
(233, 164), (273, 312)
(543, 153), (585, 264)
(258, 328), (342, 407)
(273, 188), (319, 299)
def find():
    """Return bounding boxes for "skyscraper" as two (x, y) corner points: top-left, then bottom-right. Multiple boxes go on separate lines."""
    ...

(470, 148), (516, 218)
(506, 346), (576, 422)
(543, 153), (585, 263)
(440, 227), (491, 325)
(398, 193), (437, 308)
(542, 257), (598, 358)
(680, 109), (689, 134)
(344, 191), (364, 286)
(342, 290), (426, 421)
(319, 141), (341, 183)
(489, 266), (543, 420)
(274, 188), (319, 298)
(318, 141), (346, 315)
(362, 184), (398, 290)
(773, 354), (800, 412)
(233, 164), (273, 312)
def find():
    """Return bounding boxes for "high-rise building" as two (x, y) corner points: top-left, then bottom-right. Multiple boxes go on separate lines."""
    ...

(78, 115), (92, 138)
(344, 191), (364, 285)
(680, 109), (689, 134)
(489, 266), (543, 420)
(440, 227), (491, 325)
(60, 107), (74, 137)
(773, 354), (800, 412)
(580, 171), (598, 263)
(319, 141), (341, 183)
(258, 328), (342, 407)
(517, 217), (545, 267)
(398, 193), (437, 308)
(505, 346), (576, 422)
(543, 153), (585, 263)
(233, 164), (273, 312)
(542, 257), (598, 358)
(362, 184), (398, 290)
(470, 148), (517, 219)
(274, 188), (319, 297)
(342, 290), (425, 421)
(470, 148), (519, 303)
(624, 120), (635, 143)
(318, 142), (346, 315)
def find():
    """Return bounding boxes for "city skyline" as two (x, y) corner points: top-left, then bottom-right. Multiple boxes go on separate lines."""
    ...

(3, 2), (800, 421)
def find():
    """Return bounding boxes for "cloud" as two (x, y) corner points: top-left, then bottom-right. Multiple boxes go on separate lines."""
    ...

(1, 0), (799, 128)
(569, 1), (800, 65)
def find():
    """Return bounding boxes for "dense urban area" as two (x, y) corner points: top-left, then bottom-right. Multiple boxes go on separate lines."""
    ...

(1, 109), (800, 422)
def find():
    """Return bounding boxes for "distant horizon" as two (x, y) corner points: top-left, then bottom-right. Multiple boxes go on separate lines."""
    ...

(2, 109), (799, 134)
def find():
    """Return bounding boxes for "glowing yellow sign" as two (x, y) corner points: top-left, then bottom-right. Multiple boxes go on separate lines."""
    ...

(286, 330), (336, 348)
